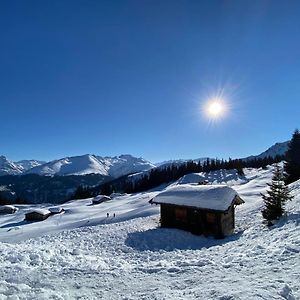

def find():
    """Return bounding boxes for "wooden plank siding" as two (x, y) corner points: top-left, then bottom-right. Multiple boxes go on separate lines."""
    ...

(220, 204), (235, 236)
(160, 203), (234, 238)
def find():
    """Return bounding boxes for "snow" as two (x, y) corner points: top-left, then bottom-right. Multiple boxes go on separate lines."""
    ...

(0, 156), (23, 176)
(152, 184), (241, 211)
(15, 160), (46, 172)
(25, 154), (155, 177)
(177, 169), (247, 186)
(94, 195), (111, 200)
(0, 165), (298, 299)
(0, 140), (289, 177)
(0, 205), (18, 213)
(48, 207), (64, 214)
(0, 157), (45, 175)
(26, 209), (51, 216)
(92, 195), (111, 204)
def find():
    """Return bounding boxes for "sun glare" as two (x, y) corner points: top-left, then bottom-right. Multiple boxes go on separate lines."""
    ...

(204, 98), (227, 120)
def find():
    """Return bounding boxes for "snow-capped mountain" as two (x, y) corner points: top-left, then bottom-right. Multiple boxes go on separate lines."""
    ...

(0, 140), (289, 177)
(0, 157), (46, 176)
(26, 154), (108, 176)
(15, 160), (46, 172)
(25, 154), (155, 177)
(97, 154), (156, 178)
(0, 156), (23, 175)
(243, 141), (289, 161)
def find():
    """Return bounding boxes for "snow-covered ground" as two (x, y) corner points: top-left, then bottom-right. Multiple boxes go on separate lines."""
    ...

(0, 166), (299, 299)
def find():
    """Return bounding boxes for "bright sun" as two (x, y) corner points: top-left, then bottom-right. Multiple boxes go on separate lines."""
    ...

(204, 98), (226, 119)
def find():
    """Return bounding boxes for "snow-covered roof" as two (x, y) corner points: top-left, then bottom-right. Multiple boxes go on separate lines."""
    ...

(26, 209), (51, 216)
(0, 205), (18, 212)
(93, 195), (111, 203)
(151, 184), (244, 211)
(94, 195), (111, 201)
(49, 207), (64, 213)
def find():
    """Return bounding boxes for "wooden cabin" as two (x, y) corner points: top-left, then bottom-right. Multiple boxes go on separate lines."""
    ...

(92, 195), (111, 205)
(150, 184), (244, 238)
(25, 209), (51, 221)
(0, 205), (18, 214)
(49, 206), (64, 215)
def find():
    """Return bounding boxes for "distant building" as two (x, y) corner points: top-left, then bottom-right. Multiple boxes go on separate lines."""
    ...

(92, 195), (111, 205)
(25, 209), (51, 221)
(0, 205), (18, 214)
(49, 207), (64, 214)
(150, 184), (244, 238)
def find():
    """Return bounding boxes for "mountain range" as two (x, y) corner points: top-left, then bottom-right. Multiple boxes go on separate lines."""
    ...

(0, 154), (156, 178)
(0, 141), (289, 204)
(0, 140), (289, 178)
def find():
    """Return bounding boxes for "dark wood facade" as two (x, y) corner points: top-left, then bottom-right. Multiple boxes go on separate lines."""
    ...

(0, 205), (18, 214)
(25, 211), (51, 221)
(159, 202), (235, 238)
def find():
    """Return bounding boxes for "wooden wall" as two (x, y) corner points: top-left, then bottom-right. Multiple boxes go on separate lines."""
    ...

(160, 203), (235, 238)
(220, 205), (234, 236)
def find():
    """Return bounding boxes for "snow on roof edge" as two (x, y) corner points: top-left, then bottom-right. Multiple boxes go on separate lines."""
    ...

(151, 184), (244, 211)
(26, 208), (51, 215)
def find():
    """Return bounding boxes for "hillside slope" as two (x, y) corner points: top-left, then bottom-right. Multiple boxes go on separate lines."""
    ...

(0, 165), (298, 299)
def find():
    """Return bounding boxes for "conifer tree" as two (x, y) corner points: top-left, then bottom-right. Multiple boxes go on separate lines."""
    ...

(284, 129), (300, 184)
(261, 164), (293, 225)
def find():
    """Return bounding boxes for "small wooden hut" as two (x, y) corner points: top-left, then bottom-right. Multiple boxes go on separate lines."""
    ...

(25, 209), (51, 221)
(92, 195), (111, 205)
(49, 206), (64, 215)
(0, 205), (18, 214)
(150, 184), (244, 238)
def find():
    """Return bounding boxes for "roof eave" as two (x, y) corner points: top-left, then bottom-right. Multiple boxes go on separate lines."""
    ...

(234, 195), (245, 205)
(150, 195), (245, 211)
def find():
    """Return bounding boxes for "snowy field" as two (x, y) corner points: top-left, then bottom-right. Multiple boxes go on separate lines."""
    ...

(0, 166), (299, 299)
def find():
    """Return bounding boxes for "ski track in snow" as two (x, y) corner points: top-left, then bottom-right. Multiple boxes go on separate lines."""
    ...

(0, 166), (299, 300)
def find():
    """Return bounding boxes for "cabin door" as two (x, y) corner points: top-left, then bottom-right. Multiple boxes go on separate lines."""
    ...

(190, 210), (203, 235)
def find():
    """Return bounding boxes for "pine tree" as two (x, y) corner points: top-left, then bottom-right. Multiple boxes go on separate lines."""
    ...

(261, 164), (293, 225)
(284, 129), (300, 184)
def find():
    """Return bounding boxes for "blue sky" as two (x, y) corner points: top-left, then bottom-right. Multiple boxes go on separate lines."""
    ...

(1, 0), (299, 163)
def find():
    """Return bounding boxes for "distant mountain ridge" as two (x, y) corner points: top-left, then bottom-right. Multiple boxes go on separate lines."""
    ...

(16, 160), (47, 172)
(156, 157), (209, 168)
(0, 156), (23, 176)
(242, 141), (289, 161)
(0, 154), (155, 178)
(0, 140), (289, 177)
(26, 154), (156, 177)
(155, 141), (289, 168)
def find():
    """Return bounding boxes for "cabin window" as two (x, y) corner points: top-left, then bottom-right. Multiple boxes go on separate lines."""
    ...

(206, 212), (216, 223)
(175, 207), (187, 222)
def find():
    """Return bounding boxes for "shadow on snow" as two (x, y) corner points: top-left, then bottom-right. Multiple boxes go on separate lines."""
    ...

(125, 227), (243, 252)
(0, 219), (35, 229)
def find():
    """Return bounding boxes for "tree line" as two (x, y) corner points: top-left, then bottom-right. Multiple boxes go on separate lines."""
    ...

(73, 129), (300, 228)
(73, 154), (285, 199)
